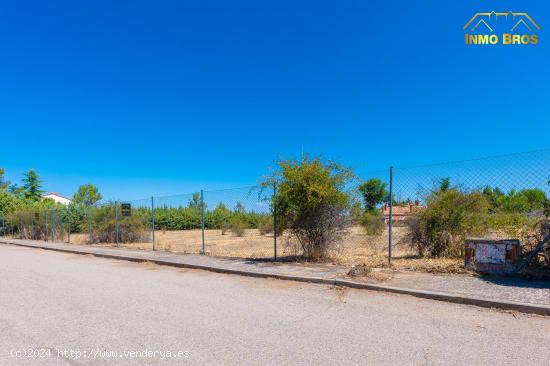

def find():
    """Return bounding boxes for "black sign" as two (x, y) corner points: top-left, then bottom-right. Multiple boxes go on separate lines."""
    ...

(121, 203), (131, 217)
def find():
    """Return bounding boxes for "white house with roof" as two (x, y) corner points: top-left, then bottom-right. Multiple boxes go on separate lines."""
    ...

(42, 192), (72, 206)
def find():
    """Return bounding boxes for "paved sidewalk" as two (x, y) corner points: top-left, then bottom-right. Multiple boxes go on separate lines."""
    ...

(2, 238), (549, 315)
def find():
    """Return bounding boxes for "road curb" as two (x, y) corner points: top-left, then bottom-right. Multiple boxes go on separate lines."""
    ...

(2, 240), (549, 316)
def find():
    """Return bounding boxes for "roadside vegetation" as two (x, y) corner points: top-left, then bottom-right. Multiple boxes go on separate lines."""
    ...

(1, 162), (548, 271)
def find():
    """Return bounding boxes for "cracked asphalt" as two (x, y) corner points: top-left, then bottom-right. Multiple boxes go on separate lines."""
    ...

(1, 245), (549, 365)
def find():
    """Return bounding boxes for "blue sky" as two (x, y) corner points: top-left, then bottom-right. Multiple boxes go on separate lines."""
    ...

(1, 0), (548, 200)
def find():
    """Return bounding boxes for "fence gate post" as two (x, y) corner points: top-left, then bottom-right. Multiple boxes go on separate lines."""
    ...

(50, 209), (54, 242)
(58, 209), (62, 242)
(151, 196), (155, 251)
(273, 183), (277, 261)
(388, 166), (393, 268)
(44, 211), (48, 242)
(115, 201), (119, 247)
(30, 212), (34, 240)
(88, 205), (92, 244)
(67, 205), (71, 243)
(201, 190), (205, 254)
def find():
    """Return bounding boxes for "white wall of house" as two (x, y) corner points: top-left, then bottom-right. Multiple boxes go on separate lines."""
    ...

(42, 193), (72, 206)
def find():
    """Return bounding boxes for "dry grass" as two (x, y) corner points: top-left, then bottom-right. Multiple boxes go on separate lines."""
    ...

(68, 226), (465, 273)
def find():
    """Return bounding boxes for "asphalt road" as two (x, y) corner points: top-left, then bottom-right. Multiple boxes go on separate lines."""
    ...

(1, 245), (549, 366)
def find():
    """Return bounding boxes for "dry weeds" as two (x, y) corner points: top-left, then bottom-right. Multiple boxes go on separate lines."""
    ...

(68, 226), (466, 273)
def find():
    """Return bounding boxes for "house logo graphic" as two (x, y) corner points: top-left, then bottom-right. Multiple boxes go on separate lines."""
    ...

(464, 11), (540, 45)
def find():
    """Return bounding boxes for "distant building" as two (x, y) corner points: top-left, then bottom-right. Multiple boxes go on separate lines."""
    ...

(42, 192), (72, 206)
(381, 201), (424, 223)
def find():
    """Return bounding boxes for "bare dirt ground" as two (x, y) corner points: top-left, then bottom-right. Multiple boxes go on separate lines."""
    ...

(68, 226), (464, 273)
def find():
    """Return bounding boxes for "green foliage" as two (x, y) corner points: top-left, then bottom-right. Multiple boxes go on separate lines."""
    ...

(21, 169), (43, 201)
(482, 186), (547, 213)
(262, 155), (353, 259)
(411, 189), (489, 258)
(89, 203), (149, 243)
(188, 192), (202, 209)
(8, 169), (43, 201)
(359, 212), (385, 236)
(207, 203), (231, 230)
(358, 178), (387, 214)
(0, 190), (19, 218)
(72, 184), (103, 206)
(0, 168), (10, 191)
(486, 212), (540, 237)
(438, 177), (451, 192)
(234, 201), (245, 213)
(229, 215), (247, 237)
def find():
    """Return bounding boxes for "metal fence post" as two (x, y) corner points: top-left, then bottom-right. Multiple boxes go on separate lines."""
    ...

(44, 211), (48, 242)
(19, 213), (22, 239)
(58, 209), (62, 242)
(151, 196), (155, 251)
(201, 190), (205, 254)
(67, 204), (71, 243)
(273, 183), (277, 261)
(115, 201), (119, 247)
(388, 166), (393, 268)
(50, 209), (54, 242)
(30, 212), (34, 240)
(88, 205), (92, 244)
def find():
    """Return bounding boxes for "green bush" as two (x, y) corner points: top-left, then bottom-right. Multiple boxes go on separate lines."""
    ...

(229, 215), (247, 237)
(410, 189), (489, 258)
(89, 204), (149, 243)
(360, 213), (385, 236)
(262, 155), (353, 260)
(483, 186), (547, 213)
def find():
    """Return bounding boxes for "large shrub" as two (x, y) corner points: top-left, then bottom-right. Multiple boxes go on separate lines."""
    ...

(262, 155), (353, 260)
(360, 212), (385, 236)
(90, 204), (149, 243)
(410, 189), (489, 258)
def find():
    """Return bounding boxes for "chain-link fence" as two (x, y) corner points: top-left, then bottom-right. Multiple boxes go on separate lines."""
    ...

(4, 208), (68, 242)
(390, 149), (550, 261)
(1, 149), (548, 265)
(201, 186), (276, 258)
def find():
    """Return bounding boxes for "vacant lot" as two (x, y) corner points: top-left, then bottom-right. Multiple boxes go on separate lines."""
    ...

(68, 226), (463, 272)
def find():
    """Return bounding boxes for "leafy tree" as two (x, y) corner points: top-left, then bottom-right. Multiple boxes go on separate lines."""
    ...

(261, 155), (353, 259)
(483, 187), (547, 213)
(0, 168), (10, 190)
(0, 190), (19, 217)
(438, 177), (451, 192)
(72, 184), (103, 206)
(518, 188), (547, 211)
(21, 169), (43, 201)
(234, 201), (245, 214)
(358, 178), (387, 214)
(188, 192), (202, 209)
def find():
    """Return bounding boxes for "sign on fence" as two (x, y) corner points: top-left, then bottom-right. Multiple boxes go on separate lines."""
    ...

(121, 203), (131, 217)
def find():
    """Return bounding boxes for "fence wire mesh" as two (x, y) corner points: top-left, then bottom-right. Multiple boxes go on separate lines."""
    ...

(391, 149), (550, 259)
(202, 186), (275, 258)
(149, 193), (202, 253)
(1, 149), (548, 266)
